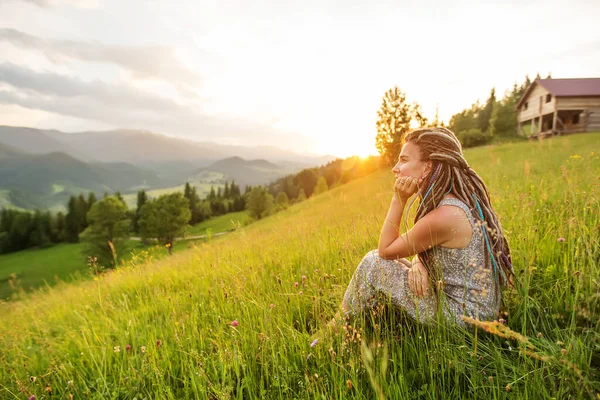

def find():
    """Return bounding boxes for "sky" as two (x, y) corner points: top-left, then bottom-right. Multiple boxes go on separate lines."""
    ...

(0, 0), (598, 158)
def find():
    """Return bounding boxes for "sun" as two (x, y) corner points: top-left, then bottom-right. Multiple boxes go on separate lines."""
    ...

(320, 134), (378, 159)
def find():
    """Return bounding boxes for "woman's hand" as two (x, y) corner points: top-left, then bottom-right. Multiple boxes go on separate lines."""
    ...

(408, 260), (429, 297)
(394, 176), (419, 201)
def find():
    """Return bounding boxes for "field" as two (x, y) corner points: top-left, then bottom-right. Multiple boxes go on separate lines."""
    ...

(0, 239), (206, 301)
(186, 211), (250, 237)
(0, 133), (599, 399)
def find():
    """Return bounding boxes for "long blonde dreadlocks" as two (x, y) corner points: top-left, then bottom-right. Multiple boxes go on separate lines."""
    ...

(404, 127), (514, 290)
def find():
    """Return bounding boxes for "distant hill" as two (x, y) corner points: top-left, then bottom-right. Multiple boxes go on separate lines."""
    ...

(0, 125), (338, 210)
(0, 126), (337, 166)
(0, 143), (24, 159)
(193, 156), (298, 188)
(0, 126), (91, 160)
(0, 152), (166, 210)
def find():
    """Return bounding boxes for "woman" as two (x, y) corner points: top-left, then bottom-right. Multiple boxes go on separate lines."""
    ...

(339, 127), (514, 327)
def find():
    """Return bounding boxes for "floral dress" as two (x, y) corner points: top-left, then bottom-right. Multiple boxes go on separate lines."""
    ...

(342, 198), (499, 327)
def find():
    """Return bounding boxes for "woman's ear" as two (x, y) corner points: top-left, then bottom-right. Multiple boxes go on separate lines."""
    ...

(422, 161), (432, 180)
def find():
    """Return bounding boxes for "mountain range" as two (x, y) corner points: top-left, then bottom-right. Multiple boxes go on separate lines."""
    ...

(0, 126), (337, 211)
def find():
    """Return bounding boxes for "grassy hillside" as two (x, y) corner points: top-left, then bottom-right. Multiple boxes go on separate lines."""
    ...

(0, 134), (599, 399)
(186, 211), (250, 236)
(0, 239), (207, 301)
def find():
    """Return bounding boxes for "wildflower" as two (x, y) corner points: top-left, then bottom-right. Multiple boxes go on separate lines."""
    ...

(141, 346), (146, 353)
(269, 303), (275, 309)
(113, 346), (120, 353)
(299, 291), (303, 295)
(537, 332), (543, 339)
(294, 282), (299, 288)
(301, 275), (307, 283)
(505, 384), (512, 392)
(125, 344), (132, 351)
(561, 348), (567, 356)
(310, 339), (318, 347)
(346, 379), (353, 389)
(156, 339), (161, 347)
(30, 376), (36, 383)
(488, 376), (493, 382)
(231, 320), (239, 327)
(67, 380), (73, 386)
(557, 237), (566, 242)
(29, 396), (36, 400)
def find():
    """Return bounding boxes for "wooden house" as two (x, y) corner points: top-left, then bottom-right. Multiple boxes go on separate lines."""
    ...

(516, 78), (600, 137)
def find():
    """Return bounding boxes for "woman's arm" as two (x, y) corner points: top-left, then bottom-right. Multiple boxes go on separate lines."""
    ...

(408, 258), (430, 297)
(377, 193), (406, 257)
(378, 174), (457, 260)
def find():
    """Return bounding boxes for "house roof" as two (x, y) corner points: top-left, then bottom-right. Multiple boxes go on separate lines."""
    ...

(516, 78), (600, 108)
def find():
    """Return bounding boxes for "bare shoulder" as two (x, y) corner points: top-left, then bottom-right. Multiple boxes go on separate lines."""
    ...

(421, 205), (465, 230)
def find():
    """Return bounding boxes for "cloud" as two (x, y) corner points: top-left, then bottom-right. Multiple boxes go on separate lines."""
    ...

(0, 63), (311, 150)
(0, 62), (180, 112)
(0, 28), (202, 87)
(0, 0), (99, 8)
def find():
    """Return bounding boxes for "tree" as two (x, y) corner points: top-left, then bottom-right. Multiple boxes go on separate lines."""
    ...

(490, 96), (518, 137)
(275, 191), (289, 210)
(87, 192), (97, 214)
(139, 193), (191, 255)
(247, 187), (274, 220)
(133, 190), (148, 233)
(478, 88), (495, 133)
(81, 196), (130, 268)
(65, 196), (83, 242)
(449, 102), (481, 135)
(294, 169), (319, 198)
(314, 176), (329, 196)
(296, 189), (307, 202)
(375, 86), (427, 165)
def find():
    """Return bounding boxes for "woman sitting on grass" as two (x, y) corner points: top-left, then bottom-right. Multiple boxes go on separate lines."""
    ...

(337, 127), (514, 328)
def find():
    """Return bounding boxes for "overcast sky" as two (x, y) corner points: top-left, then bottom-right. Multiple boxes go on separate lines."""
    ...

(0, 0), (598, 157)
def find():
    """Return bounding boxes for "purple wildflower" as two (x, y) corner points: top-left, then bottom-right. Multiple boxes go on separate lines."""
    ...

(231, 320), (239, 327)
(310, 339), (318, 347)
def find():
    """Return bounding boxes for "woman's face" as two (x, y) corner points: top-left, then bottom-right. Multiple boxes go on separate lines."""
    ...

(392, 141), (431, 180)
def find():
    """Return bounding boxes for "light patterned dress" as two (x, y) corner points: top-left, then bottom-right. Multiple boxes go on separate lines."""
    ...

(342, 198), (499, 327)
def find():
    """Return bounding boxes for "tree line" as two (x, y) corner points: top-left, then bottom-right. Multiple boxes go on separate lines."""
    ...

(447, 74), (547, 147)
(373, 74), (545, 165)
(266, 156), (382, 207)
(0, 180), (245, 256)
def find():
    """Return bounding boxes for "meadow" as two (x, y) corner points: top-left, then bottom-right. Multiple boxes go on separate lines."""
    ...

(0, 133), (598, 399)
(0, 210), (249, 301)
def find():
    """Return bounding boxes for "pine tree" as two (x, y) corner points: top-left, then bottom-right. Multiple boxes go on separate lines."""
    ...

(478, 88), (496, 133)
(314, 176), (329, 196)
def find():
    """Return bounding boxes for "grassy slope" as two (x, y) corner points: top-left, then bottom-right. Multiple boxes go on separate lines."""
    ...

(0, 211), (250, 300)
(0, 134), (599, 399)
(0, 240), (202, 301)
(186, 211), (250, 236)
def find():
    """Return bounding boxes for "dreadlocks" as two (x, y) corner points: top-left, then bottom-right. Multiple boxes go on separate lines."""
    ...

(404, 127), (514, 289)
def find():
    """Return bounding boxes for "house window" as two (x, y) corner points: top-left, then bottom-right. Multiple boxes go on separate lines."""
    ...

(523, 101), (528, 111)
(573, 114), (580, 124)
(546, 94), (552, 103)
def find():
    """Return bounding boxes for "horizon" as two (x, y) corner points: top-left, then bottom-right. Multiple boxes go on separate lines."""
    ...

(0, 0), (599, 158)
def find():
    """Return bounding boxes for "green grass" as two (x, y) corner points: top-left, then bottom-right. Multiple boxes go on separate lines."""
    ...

(0, 239), (203, 301)
(186, 211), (250, 236)
(0, 133), (599, 399)
(0, 243), (88, 300)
